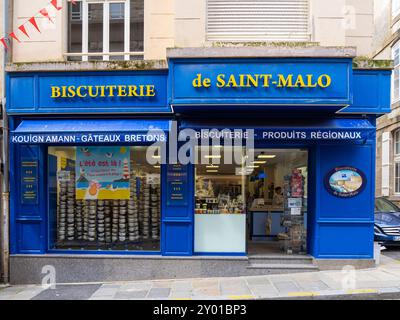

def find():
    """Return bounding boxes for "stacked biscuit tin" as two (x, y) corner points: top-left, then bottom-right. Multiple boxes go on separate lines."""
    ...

(151, 184), (160, 239)
(57, 180), (67, 241)
(56, 169), (161, 246)
(128, 170), (140, 241)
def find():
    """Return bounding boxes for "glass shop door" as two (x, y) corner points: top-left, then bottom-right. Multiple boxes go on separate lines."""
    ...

(246, 149), (308, 255)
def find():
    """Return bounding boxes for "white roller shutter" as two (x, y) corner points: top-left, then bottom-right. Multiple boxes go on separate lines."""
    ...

(207, 0), (310, 42)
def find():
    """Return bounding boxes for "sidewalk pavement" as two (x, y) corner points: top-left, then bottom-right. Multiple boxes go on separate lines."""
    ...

(1, 254), (400, 300)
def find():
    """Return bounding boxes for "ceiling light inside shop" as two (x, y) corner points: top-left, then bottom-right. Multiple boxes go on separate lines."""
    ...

(204, 155), (222, 159)
(257, 154), (276, 159)
(252, 160), (267, 164)
(206, 170), (219, 173)
(247, 165), (260, 169)
(206, 165), (219, 168)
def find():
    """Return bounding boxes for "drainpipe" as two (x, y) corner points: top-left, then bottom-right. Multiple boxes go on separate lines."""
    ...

(1, 0), (11, 284)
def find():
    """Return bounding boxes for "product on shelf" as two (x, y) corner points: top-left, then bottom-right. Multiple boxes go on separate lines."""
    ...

(128, 171), (140, 242)
(279, 169), (307, 254)
(56, 163), (161, 248)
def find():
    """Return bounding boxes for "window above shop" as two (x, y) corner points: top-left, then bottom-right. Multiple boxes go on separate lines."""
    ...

(393, 0), (400, 19)
(206, 0), (310, 42)
(392, 42), (400, 103)
(394, 129), (400, 194)
(395, 130), (400, 156)
(67, 0), (144, 61)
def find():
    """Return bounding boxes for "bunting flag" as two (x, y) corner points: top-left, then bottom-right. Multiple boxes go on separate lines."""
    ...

(0, 37), (8, 50)
(29, 17), (41, 33)
(50, 0), (62, 11)
(9, 32), (20, 43)
(39, 8), (53, 23)
(18, 25), (30, 38)
(0, 0), (78, 50)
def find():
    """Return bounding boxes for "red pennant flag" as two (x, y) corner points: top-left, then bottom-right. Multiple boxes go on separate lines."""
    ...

(70, 0), (77, 5)
(9, 32), (20, 43)
(18, 25), (30, 38)
(29, 17), (41, 33)
(50, 0), (62, 11)
(39, 8), (53, 23)
(0, 37), (8, 50)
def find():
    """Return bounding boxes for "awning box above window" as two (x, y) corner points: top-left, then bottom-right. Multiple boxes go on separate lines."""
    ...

(180, 118), (375, 143)
(11, 119), (171, 144)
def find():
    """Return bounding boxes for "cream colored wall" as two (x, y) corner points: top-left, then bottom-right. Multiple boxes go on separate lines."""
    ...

(10, 0), (377, 62)
(311, 0), (373, 56)
(372, 0), (391, 59)
(144, 0), (174, 60)
(174, 0), (205, 48)
(12, 0), (64, 63)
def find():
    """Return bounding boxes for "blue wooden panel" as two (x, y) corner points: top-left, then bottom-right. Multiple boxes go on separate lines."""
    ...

(162, 222), (193, 256)
(9, 76), (35, 111)
(12, 144), (47, 254)
(313, 141), (376, 259)
(343, 69), (391, 114)
(317, 223), (374, 258)
(318, 145), (374, 220)
(7, 71), (171, 114)
(170, 58), (353, 108)
(18, 221), (43, 253)
(16, 145), (42, 217)
(161, 163), (194, 255)
(162, 163), (194, 220)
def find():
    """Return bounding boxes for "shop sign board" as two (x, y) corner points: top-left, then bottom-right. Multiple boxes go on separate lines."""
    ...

(76, 146), (130, 200)
(11, 132), (167, 144)
(21, 158), (39, 205)
(324, 166), (366, 198)
(190, 129), (372, 142)
(170, 58), (352, 107)
(7, 71), (170, 114)
(167, 164), (189, 206)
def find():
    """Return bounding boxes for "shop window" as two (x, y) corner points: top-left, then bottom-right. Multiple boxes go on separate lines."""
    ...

(48, 146), (161, 252)
(206, 0), (310, 42)
(67, 0), (144, 61)
(194, 146), (247, 253)
(393, 0), (400, 18)
(395, 130), (400, 155)
(393, 42), (400, 102)
(395, 162), (400, 194)
(194, 147), (308, 255)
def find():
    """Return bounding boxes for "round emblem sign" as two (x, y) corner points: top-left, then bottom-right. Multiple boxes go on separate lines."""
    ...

(324, 166), (366, 198)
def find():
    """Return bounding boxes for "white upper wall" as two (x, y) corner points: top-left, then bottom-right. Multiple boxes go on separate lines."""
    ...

(10, 0), (376, 62)
(12, 0), (64, 62)
(373, 0), (392, 60)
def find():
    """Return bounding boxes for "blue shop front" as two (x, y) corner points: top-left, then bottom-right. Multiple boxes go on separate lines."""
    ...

(6, 54), (391, 283)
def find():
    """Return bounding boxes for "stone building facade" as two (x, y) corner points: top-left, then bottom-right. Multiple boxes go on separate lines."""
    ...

(373, 0), (400, 204)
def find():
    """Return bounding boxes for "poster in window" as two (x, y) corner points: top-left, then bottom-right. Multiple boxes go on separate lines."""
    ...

(324, 166), (366, 198)
(76, 146), (130, 200)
